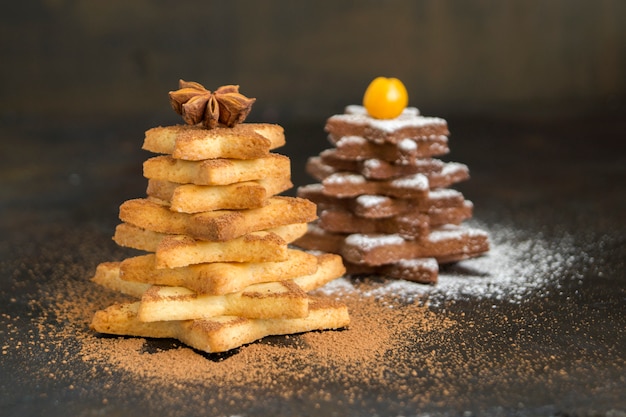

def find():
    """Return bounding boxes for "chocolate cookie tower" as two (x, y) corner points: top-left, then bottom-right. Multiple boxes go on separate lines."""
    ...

(295, 81), (489, 284)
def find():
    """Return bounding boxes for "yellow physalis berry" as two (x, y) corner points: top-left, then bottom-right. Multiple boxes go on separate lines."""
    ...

(363, 77), (409, 119)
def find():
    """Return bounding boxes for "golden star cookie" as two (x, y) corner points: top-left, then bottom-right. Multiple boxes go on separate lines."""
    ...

(146, 177), (292, 213)
(119, 196), (316, 241)
(119, 249), (319, 295)
(143, 154), (290, 186)
(143, 123), (285, 160)
(90, 297), (350, 354)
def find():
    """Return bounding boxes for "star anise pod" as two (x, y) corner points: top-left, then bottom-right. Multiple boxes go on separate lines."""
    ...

(168, 80), (256, 129)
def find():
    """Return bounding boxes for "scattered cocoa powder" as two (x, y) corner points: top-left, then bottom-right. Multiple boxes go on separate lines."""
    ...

(75, 281), (452, 385)
(2, 240), (456, 415)
(3, 223), (624, 416)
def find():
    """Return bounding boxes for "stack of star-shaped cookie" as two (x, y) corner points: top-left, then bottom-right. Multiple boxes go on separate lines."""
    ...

(90, 122), (349, 353)
(295, 105), (489, 284)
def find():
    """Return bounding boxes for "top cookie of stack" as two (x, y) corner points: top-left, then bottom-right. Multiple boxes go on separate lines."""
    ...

(294, 77), (489, 284)
(89, 81), (349, 354)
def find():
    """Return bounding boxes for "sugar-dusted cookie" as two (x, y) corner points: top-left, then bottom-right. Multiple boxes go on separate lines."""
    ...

(318, 149), (445, 179)
(308, 154), (470, 187)
(298, 185), (469, 219)
(325, 105), (449, 145)
(295, 224), (489, 266)
(319, 208), (429, 239)
(344, 257), (439, 285)
(320, 172), (429, 199)
(328, 134), (449, 163)
(341, 225), (490, 266)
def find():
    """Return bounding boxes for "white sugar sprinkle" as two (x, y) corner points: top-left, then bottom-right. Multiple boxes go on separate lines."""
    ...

(398, 139), (418, 152)
(363, 159), (383, 170)
(429, 189), (462, 199)
(345, 233), (405, 250)
(427, 225), (487, 243)
(330, 105), (446, 134)
(345, 104), (420, 117)
(324, 173), (366, 185)
(318, 223), (587, 307)
(356, 194), (390, 208)
(395, 258), (439, 271)
(390, 173), (429, 190)
(336, 136), (367, 146)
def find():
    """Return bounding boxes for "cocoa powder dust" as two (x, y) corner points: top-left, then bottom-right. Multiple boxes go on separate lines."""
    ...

(3, 223), (622, 417)
(2, 223), (463, 415)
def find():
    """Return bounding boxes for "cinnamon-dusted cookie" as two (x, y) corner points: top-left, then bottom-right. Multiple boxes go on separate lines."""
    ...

(143, 123), (285, 160)
(118, 249), (319, 295)
(155, 223), (308, 268)
(92, 253), (344, 322)
(90, 296), (350, 354)
(90, 262), (150, 298)
(146, 177), (292, 213)
(140, 254), (343, 321)
(119, 196), (316, 241)
(325, 105), (449, 145)
(145, 281), (310, 321)
(143, 153), (290, 186)
(112, 223), (166, 252)
(113, 222), (307, 262)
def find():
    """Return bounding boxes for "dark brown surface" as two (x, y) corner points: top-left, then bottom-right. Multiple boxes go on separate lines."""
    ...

(1, 110), (625, 416)
(2, 1), (624, 121)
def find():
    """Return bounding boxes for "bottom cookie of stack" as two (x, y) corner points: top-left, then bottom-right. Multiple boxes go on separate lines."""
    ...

(90, 252), (349, 353)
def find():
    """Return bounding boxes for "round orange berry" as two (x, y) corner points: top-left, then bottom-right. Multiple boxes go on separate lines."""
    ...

(362, 77), (408, 119)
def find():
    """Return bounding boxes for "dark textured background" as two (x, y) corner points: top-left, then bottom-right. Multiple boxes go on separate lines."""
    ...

(1, 0), (624, 126)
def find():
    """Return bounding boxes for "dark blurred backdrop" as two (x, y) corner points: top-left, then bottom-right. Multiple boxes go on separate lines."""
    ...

(1, 0), (624, 126)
